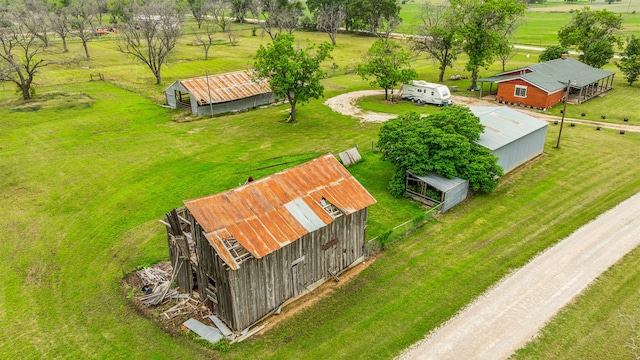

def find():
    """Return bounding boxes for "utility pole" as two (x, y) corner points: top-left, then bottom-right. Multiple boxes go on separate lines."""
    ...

(555, 80), (571, 149)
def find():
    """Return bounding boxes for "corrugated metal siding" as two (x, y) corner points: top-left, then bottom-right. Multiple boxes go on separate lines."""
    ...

(442, 179), (468, 212)
(472, 106), (548, 151)
(493, 126), (547, 173)
(180, 71), (271, 106)
(469, 107), (547, 173)
(411, 172), (467, 193)
(184, 154), (376, 269)
(194, 93), (275, 116)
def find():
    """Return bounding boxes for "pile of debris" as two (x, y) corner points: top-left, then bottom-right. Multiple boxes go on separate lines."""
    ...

(131, 262), (267, 346)
(135, 266), (179, 306)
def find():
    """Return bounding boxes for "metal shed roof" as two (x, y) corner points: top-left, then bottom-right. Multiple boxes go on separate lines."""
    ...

(478, 58), (614, 93)
(176, 71), (271, 106)
(184, 154), (377, 270)
(470, 106), (548, 151)
(408, 172), (467, 192)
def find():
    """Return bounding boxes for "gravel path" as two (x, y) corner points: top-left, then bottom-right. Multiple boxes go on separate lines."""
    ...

(323, 90), (640, 132)
(397, 191), (640, 360)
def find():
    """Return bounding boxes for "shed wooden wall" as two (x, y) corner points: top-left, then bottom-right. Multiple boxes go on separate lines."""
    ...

(192, 208), (369, 331)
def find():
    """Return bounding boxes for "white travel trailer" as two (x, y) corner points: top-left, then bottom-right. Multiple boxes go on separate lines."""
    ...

(401, 80), (453, 106)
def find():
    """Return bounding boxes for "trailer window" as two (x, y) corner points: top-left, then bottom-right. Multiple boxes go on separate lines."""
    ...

(514, 85), (527, 97)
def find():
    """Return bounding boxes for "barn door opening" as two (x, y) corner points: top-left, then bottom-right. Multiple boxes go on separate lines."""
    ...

(291, 259), (306, 297)
(323, 239), (339, 279)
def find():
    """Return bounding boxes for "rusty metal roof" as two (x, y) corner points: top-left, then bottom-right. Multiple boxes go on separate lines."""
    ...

(184, 154), (376, 270)
(179, 71), (271, 106)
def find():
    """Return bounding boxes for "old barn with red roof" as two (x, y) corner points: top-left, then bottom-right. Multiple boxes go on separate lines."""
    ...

(163, 154), (376, 331)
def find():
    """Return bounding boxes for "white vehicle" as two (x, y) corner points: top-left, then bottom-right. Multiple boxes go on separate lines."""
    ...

(401, 80), (453, 106)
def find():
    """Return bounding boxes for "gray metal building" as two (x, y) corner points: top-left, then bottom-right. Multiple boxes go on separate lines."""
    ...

(406, 172), (469, 212)
(471, 106), (548, 173)
(164, 71), (274, 116)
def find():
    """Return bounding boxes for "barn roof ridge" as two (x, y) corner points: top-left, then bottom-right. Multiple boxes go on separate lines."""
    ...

(184, 154), (377, 270)
(173, 70), (272, 106)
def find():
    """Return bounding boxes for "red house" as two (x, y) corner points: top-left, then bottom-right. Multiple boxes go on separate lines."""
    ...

(478, 56), (615, 110)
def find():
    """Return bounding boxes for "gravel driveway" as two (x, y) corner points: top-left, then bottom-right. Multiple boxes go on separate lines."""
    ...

(397, 192), (640, 360)
(323, 90), (640, 133)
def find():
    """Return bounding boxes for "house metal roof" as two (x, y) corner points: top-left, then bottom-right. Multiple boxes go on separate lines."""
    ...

(408, 172), (467, 192)
(184, 154), (377, 270)
(177, 71), (271, 106)
(470, 106), (548, 151)
(478, 57), (615, 93)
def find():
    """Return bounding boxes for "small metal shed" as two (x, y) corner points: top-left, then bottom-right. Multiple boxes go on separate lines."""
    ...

(471, 106), (548, 173)
(164, 70), (274, 116)
(406, 171), (469, 212)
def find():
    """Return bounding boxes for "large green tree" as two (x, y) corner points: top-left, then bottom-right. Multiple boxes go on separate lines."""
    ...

(539, 45), (569, 62)
(616, 35), (640, 86)
(452, 0), (526, 88)
(411, 3), (461, 83)
(357, 39), (417, 101)
(253, 34), (333, 123)
(348, 0), (400, 34)
(378, 108), (502, 197)
(558, 7), (622, 68)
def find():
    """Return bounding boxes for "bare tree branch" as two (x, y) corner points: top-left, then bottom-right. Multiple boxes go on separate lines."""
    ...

(117, 1), (184, 85)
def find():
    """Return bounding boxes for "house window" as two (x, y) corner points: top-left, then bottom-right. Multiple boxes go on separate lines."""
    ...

(514, 85), (527, 98)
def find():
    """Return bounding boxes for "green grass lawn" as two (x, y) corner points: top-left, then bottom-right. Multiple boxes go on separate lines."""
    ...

(2, 76), (640, 359)
(2, 19), (640, 360)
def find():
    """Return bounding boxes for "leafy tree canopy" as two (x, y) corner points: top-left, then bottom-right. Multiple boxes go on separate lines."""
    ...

(378, 108), (502, 197)
(452, 0), (526, 87)
(253, 34), (333, 123)
(348, 0), (400, 33)
(616, 36), (640, 86)
(357, 39), (417, 100)
(558, 7), (622, 68)
(539, 45), (569, 62)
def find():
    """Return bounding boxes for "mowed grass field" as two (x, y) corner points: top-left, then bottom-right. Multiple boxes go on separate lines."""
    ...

(1, 8), (640, 360)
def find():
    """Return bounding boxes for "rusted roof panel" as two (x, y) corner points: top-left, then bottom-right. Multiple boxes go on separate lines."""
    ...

(184, 154), (377, 268)
(179, 71), (271, 106)
(205, 232), (239, 270)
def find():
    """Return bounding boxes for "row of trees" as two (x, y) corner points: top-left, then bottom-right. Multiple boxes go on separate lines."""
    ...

(1, 0), (185, 99)
(411, 0), (526, 87)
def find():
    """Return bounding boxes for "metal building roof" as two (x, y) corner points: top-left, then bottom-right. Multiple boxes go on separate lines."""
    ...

(184, 154), (377, 270)
(470, 106), (548, 151)
(408, 172), (467, 192)
(478, 57), (614, 93)
(178, 71), (271, 106)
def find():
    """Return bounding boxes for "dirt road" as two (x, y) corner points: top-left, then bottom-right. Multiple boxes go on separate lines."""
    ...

(397, 191), (640, 360)
(324, 90), (640, 133)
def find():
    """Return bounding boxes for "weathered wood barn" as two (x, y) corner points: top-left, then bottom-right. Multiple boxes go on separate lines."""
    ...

(164, 70), (274, 116)
(478, 56), (615, 110)
(471, 106), (548, 174)
(163, 154), (376, 331)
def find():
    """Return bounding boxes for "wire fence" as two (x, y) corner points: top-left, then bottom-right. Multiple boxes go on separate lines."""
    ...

(366, 203), (443, 256)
